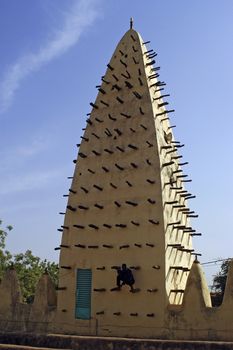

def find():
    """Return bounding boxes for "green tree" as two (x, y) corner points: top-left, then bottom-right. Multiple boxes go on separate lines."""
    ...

(211, 259), (232, 306)
(13, 250), (59, 303)
(0, 220), (13, 279)
(0, 220), (58, 303)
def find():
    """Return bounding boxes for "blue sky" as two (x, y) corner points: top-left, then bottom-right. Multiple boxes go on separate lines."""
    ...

(0, 0), (233, 285)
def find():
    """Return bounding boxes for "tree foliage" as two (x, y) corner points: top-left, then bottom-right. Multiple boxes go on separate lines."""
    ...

(0, 220), (58, 303)
(211, 259), (232, 306)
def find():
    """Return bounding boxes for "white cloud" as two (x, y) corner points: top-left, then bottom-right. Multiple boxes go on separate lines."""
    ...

(0, 0), (101, 113)
(0, 170), (61, 195)
(0, 136), (50, 172)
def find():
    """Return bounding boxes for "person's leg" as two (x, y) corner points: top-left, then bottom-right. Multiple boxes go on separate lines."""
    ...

(117, 275), (122, 288)
(126, 282), (134, 291)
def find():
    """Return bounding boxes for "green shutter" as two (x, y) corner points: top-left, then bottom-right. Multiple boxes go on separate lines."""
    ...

(75, 269), (92, 319)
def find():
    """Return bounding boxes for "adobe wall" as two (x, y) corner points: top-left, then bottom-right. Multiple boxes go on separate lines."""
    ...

(0, 333), (232, 350)
(1, 262), (233, 342)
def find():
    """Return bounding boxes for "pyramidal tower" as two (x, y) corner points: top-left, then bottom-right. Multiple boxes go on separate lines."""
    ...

(56, 22), (199, 337)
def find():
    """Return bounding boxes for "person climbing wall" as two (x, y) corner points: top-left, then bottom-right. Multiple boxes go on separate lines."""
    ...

(116, 264), (135, 292)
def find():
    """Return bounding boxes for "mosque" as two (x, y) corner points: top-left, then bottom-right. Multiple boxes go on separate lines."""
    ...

(0, 22), (233, 345)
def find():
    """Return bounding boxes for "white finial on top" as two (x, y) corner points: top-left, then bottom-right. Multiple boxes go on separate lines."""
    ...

(130, 17), (133, 29)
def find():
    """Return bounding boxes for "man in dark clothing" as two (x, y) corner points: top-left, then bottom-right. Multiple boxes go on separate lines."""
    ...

(117, 264), (135, 291)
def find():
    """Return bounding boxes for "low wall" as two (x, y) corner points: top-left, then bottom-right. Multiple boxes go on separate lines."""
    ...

(1, 262), (233, 342)
(0, 333), (233, 350)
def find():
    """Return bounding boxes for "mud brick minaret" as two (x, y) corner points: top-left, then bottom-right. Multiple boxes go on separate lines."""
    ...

(56, 21), (199, 337)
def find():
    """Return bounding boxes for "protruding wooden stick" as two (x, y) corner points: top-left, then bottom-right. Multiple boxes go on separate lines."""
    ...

(101, 77), (110, 84)
(67, 205), (76, 212)
(158, 102), (169, 108)
(121, 112), (131, 119)
(110, 183), (117, 189)
(112, 74), (119, 81)
(104, 149), (113, 154)
(130, 266), (140, 270)
(162, 161), (174, 167)
(112, 83), (121, 91)
(98, 88), (106, 95)
(140, 124), (147, 130)
(96, 267), (105, 270)
(149, 219), (159, 225)
(128, 144), (138, 150)
(146, 59), (155, 66)
(108, 114), (117, 121)
(156, 109), (175, 117)
(94, 203), (104, 209)
(131, 221), (140, 226)
(131, 162), (138, 169)
(78, 205), (89, 210)
(146, 243), (155, 247)
(103, 244), (113, 248)
(114, 128), (122, 136)
(102, 166), (109, 172)
(138, 77), (143, 85)
(95, 117), (103, 123)
(107, 63), (114, 71)
(88, 224), (99, 230)
(154, 94), (170, 100)
(88, 168), (95, 174)
(125, 81), (133, 89)
(92, 150), (101, 156)
(74, 244), (86, 248)
(61, 266), (71, 270)
(146, 141), (153, 147)
(90, 102), (98, 109)
(119, 245), (130, 249)
(120, 59), (127, 67)
(93, 184), (103, 191)
(105, 128), (112, 137)
(94, 288), (106, 292)
(103, 224), (112, 229)
(116, 97), (124, 104)
(133, 91), (142, 99)
(146, 179), (155, 184)
(78, 152), (87, 158)
(115, 163), (124, 171)
(92, 132), (100, 139)
(147, 198), (156, 204)
(152, 265), (160, 269)
(139, 107), (145, 115)
(125, 200), (138, 206)
(73, 225), (85, 229)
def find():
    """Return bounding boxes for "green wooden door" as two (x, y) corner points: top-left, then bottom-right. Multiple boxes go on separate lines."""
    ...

(75, 269), (92, 319)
